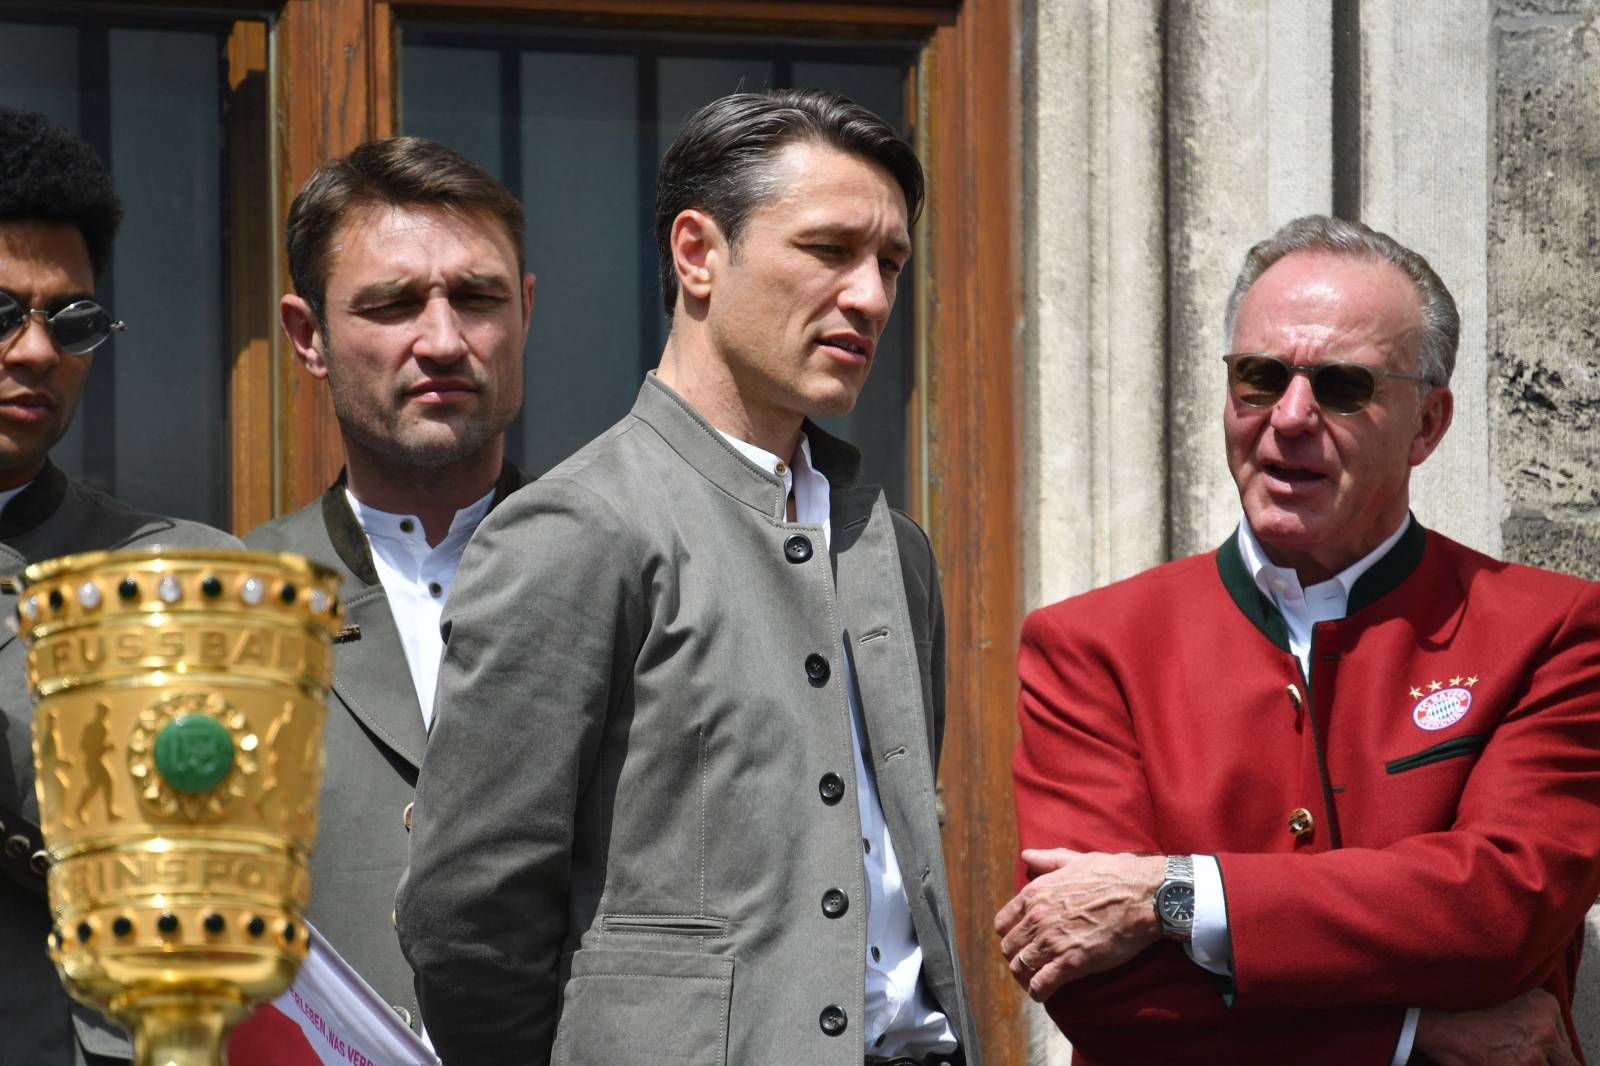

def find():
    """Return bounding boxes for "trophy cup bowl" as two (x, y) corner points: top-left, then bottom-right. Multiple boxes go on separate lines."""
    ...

(19, 550), (343, 1066)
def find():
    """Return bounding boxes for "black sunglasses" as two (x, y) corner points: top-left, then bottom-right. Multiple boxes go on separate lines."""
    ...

(0, 291), (125, 357)
(1222, 352), (1426, 416)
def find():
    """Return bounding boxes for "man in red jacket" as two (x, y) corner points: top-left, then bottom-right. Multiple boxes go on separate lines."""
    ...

(998, 215), (1600, 1065)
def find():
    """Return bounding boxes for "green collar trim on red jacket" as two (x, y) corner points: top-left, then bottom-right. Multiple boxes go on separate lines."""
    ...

(1345, 516), (1427, 615)
(1216, 529), (1292, 652)
(1215, 515), (1428, 650)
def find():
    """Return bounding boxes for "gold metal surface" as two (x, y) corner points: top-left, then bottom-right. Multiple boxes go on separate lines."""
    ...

(21, 549), (341, 1066)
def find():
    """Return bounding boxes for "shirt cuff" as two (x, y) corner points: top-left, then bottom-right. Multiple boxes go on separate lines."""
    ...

(1180, 854), (1417, 1061)
(1183, 854), (1231, 976)
(1391, 1007), (1419, 1065)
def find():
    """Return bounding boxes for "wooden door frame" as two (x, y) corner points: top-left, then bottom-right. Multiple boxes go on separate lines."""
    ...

(275, 0), (1026, 1058)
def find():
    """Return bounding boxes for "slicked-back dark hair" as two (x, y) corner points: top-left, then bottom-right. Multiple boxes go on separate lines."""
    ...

(286, 136), (526, 326)
(655, 88), (924, 319)
(0, 107), (122, 277)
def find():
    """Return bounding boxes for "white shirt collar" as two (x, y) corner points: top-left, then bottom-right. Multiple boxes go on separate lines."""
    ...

(715, 431), (810, 482)
(345, 487), (495, 549)
(715, 430), (831, 543)
(341, 486), (496, 731)
(1237, 513), (1411, 607)
(1237, 514), (1411, 679)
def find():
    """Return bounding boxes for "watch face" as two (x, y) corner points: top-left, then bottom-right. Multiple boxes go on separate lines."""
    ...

(1158, 884), (1195, 924)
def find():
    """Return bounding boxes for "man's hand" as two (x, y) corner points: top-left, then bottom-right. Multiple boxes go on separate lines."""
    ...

(993, 848), (1165, 1002)
(1413, 988), (1578, 1066)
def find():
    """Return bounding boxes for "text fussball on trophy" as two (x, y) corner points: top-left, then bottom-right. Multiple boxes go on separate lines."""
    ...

(19, 549), (342, 1066)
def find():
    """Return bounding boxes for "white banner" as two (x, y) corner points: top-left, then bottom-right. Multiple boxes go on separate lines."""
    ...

(227, 922), (438, 1066)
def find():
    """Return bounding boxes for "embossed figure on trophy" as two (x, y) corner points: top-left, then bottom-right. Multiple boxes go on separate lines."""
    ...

(253, 701), (293, 818)
(36, 705), (75, 826)
(75, 701), (122, 824)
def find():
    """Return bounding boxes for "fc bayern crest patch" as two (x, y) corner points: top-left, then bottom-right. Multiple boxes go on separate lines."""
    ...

(1412, 687), (1472, 731)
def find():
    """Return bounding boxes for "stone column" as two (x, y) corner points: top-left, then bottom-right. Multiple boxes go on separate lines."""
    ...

(1358, 0), (1498, 552)
(1490, 0), (1600, 579)
(1165, 0), (1334, 558)
(1025, 0), (1168, 620)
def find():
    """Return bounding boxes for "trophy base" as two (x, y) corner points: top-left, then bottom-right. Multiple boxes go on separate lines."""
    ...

(114, 990), (246, 1066)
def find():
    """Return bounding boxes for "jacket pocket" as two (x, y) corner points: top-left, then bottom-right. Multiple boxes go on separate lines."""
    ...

(599, 914), (730, 937)
(553, 947), (733, 1066)
(1385, 733), (1489, 775)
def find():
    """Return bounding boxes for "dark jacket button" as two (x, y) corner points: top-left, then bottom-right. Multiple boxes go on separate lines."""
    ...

(819, 1004), (848, 1035)
(805, 653), (830, 686)
(818, 773), (845, 805)
(30, 850), (50, 876)
(4, 835), (27, 859)
(783, 534), (813, 563)
(821, 888), (849, 918)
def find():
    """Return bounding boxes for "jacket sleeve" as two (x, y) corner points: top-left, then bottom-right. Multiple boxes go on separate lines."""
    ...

(1012, 603), (1404, 1059)
(394, 478), (644, 1065)
(1221, 582), (1600, 1010)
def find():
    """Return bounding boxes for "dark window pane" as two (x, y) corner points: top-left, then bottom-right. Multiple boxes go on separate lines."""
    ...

(400, 28), (918, 507)
(0, 14), (234, 529)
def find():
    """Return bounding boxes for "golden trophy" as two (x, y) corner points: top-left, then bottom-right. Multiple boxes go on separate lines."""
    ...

(18, 550), (343, 1066)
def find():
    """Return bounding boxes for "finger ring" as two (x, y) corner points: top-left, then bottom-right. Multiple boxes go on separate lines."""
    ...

(1016, 954), (1035, 974)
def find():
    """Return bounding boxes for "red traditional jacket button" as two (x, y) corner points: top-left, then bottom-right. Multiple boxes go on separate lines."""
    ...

(1288, 808), (1314, 838)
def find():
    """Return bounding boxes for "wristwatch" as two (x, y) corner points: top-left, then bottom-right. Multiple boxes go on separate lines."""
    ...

(1154, 855), (1195, 940)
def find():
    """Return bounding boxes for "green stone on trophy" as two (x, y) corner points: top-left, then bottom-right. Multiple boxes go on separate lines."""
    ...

(153, 714), (235, 794)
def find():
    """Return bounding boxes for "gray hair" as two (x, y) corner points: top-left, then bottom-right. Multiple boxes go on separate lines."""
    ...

(1222, 215), (1459, 388)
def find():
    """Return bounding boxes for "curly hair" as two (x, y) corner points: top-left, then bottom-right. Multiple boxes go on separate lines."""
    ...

(0, 107), (123, 277)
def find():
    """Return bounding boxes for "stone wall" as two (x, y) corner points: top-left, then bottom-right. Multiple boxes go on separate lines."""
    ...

(1023, 1), (1600, 1060)
(1491, 1), (1600, 579)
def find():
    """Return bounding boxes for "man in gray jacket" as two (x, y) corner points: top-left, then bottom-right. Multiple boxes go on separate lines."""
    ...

(0, 107), (240, 1065)
(398, 89), (978, 1066)
(246, 136), (533, 1032)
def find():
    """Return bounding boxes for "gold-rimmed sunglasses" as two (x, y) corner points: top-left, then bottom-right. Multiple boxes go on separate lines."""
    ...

(1222, 352), (1426, 415)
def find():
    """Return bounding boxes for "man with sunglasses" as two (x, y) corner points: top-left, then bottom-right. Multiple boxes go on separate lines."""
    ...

(1000, 215), (1600, 1064)
(0, 107), (240, 1065)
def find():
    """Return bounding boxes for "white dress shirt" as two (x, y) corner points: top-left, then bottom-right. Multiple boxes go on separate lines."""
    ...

(1188, 515), (1417, 1065)
(718, 430), (959, 1059)
(345, 487), (495, 730)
